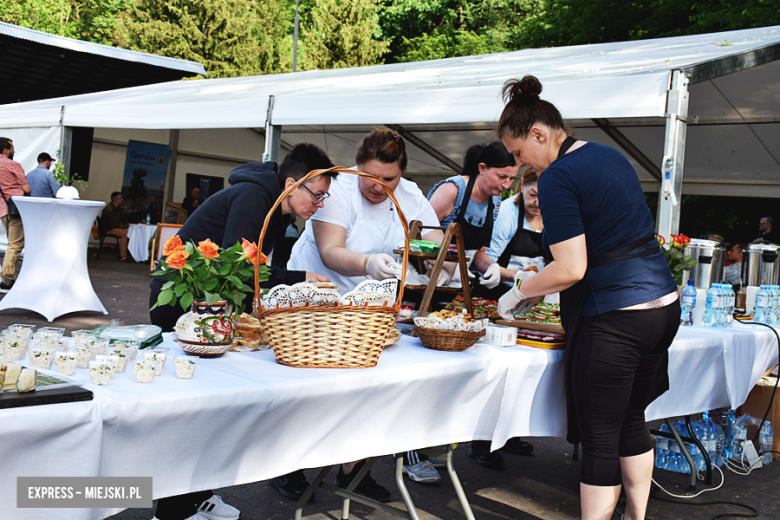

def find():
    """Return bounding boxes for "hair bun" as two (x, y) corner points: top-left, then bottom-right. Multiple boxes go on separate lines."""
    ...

(502, 75), (542, 104)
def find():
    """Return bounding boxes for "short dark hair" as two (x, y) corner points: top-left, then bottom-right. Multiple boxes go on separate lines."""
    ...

(356, 128), (408, 171)
(110, 191), (122, 202)
(279, 143), (336, 181)
(0, 137), (13, 154)
(761, 216), (773, 226)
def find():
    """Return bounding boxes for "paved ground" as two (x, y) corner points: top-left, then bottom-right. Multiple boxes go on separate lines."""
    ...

(2, 252), (779, 520)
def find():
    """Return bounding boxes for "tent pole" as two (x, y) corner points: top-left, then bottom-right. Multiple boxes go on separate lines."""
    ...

(656, 70), (689, 240)
(165, 129), (180, 205)
(58, 106), (73, 177)
(262, 96), (282, 163)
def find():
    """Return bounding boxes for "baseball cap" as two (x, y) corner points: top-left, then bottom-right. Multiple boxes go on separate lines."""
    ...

(37, 152), (54, 163)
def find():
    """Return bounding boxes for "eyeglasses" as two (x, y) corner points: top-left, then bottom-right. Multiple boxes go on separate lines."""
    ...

(299, 183), (330, 205)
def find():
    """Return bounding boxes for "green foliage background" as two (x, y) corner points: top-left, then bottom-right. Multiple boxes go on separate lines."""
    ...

(2, 0), (779, 78)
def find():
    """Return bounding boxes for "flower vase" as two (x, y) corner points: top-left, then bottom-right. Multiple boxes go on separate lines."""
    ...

(175, 300), (235, 357)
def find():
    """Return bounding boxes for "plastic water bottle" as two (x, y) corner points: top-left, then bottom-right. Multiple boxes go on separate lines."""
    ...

(723, 284), (735, 327)
(760, 423), (774, 465)
(655, 424), (670, 470)
(681, 280), (696, 326)
(145, 213), (151, 225)
(702, 284), (720, 328)
(754, 285), (771, 324)
(771, 285), (780, 325)
(713, 407), (735, 461)
(732, 416), (750, 461)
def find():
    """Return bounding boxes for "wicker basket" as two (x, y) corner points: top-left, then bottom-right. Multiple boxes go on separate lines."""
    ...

(412, 325), (486, 352)
(253, 167), (409, 368)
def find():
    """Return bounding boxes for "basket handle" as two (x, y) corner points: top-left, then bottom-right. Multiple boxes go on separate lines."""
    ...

(253, 166), (410, 315)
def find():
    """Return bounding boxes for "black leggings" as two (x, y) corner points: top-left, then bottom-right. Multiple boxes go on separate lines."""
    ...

(573, 299), (680, 486)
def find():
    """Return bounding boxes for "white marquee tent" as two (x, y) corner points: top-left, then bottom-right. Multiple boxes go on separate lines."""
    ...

(1, 25), (779, 238)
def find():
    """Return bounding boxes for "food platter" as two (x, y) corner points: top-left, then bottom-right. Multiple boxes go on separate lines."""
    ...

(496, 319), (565, 333)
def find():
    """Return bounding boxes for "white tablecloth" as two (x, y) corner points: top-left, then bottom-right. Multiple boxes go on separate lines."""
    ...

(0, 197), (108, 321)
(127, 224), (156, 263)
(1, 325), (777, 520)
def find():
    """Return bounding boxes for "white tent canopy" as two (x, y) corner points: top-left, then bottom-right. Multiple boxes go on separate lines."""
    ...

(1, 25), (779, 236)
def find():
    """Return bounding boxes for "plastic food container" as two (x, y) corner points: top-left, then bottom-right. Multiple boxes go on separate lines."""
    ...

(142, 348), (169, 376)
(29, 348), (53, 369)
(94, 355), (117, 378)
(174, 355), (196, 379)
(105, 349), (128, 373)
(55, 351), (78, 375)
(89, 361), (111, 385)
(37, 327), (66, 338)
(74, 345), (95, 369)
(133, 360), (155, 383)
(409, 240), (441, 254)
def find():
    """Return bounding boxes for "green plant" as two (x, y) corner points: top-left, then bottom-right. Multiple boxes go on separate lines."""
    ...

(657, 233), (698, 286)
(52, 162), (87, 191)
(150, 236), (270, 318)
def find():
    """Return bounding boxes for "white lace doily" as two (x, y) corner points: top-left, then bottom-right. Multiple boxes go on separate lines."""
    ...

(340, 278), (398, 307)
(262, 282), (341, 309)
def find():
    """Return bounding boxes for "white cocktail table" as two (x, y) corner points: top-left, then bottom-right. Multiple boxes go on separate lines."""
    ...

(0, 197), (109, 321)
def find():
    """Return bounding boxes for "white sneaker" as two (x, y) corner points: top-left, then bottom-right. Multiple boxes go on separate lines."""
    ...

(152, 515), (210, 520)
(402, 460), (441, 483)
(197, 495), (240, 520)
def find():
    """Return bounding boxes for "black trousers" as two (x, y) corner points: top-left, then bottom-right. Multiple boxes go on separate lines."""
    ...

(573, 299), (680, 486)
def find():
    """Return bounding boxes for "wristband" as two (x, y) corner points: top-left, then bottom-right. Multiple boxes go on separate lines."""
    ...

(511, 277), (528, 301)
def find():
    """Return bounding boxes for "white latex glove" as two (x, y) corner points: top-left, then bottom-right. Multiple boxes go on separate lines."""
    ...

(497, 270), (536, 321)
(480, 263), (502, 289)
(366, 253), (398, 280)
(435, 268), (452, 287)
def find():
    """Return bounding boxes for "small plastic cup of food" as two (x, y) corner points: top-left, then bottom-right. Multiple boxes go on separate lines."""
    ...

(72, 330), (97, 343)
(94, 355), (117, 378)
(133, 360), (156, 383)
(4, 342), (25, 363)
(174, 355), (197, 379)
(29, 348), (53, 369)
(111, 342), (137, 361)
(105, 349), (128, 373)
(5, 326), (33, 342)
(55, 351), (78, 375)
(88, 360), (111, 386)
(37, 327), (65, 338)
(74, 345), (96, 369)
(142, 348), (169, 375)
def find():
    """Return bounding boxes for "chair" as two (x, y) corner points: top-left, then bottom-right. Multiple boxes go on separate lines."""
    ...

(163, 202), (188, 224)
(95, 216), (121, 259)
(149, 223), (183, 274)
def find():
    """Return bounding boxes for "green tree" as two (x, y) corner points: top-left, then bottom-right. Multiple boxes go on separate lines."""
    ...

(72, 0), (130, 46)
(117, 0), (286, 78)
(299, 0), (389, 69)
(0, 0), (77, 37)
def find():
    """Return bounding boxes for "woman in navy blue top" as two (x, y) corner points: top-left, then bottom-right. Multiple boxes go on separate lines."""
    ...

(495, 76), (679, 520)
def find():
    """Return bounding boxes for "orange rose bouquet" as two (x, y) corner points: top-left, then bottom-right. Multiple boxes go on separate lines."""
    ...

(657, 233), (697, 285)
(150, 236), (270, 317)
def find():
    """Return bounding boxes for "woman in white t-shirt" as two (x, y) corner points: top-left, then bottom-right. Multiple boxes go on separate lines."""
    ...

(289, 128), (451, 293)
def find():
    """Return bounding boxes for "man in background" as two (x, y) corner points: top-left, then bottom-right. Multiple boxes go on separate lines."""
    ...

(723, 242), (745, 287)
(26, 152), (60, 198)
(0, 137), (31, 292)
(100, 192), (131, 262)
(756, 217), (776, 244)
(182, 186), (201, 217)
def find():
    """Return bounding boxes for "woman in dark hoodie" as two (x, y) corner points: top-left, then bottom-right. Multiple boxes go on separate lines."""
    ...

(149, 143), (336, 334)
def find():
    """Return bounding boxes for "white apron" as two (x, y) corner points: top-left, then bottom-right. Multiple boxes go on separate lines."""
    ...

(288, 195), (405, 293)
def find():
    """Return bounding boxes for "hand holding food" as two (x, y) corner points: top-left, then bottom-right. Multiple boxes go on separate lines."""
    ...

(480, 263), (502, 289)
(366, 253), (398, 280)
(497, 270), (536, 320)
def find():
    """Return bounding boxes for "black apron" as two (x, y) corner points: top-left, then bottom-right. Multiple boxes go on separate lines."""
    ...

(454, 174), (495, 251)
(549, 137), (668, 445)
(497, 199), (544, 269)
(475, 201), (545, 301)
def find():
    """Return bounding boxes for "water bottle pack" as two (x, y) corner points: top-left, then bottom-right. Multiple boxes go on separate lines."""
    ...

(732, 416), (774, 466)
(653, 408), (766, 473)
(754, 285), (773, 325)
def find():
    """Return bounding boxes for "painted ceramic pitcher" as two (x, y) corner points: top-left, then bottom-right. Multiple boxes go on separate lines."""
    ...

(175, 300), (235, 356)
